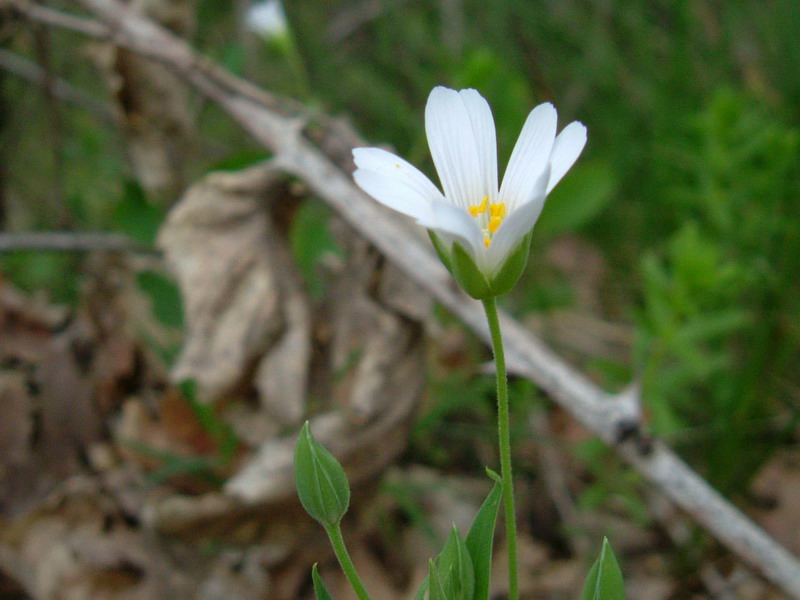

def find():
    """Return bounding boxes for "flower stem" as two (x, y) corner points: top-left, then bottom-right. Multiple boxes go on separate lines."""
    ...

(482, 297), (518, 600)
(324, 522), (372, 600)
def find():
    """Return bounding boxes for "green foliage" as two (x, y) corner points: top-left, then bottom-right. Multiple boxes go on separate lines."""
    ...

(0, 251), (80, 304)
(636, 88), (800, 491)
(289, 199), (343, 299)
(536, 161), (617, 237)
(112, 181), (164, 246)
(137, 270), (184, 328)
(126, 439), (226, 488)
(180, 380), (238, 463)
(294, 422), (351, 528)
(575, 439), (651, 528)
(411, 472), (502, 600)
(581, 538), (625, 600)
(121, 383), (238, 489)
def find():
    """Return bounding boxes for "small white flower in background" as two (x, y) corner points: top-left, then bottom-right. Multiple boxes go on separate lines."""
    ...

(353, 86), (587, 298)
(245, 0), (288, 41)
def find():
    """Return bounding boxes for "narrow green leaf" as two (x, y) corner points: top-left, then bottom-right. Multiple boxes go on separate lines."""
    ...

(294, 422), (351, 527)
(465, 474), (503, 600)
(312, 564), (334, 600)
(428, 559), (447, 600)
(581, 538), (625, 600)
(413, 576), (429, 600)
(435, 525), (474, 600)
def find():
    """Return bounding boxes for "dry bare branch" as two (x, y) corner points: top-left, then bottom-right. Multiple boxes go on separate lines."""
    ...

(5, 0), (108, 38)
(0, 231), (156, 254)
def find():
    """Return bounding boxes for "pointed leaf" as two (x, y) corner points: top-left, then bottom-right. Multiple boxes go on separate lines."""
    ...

(312, 564), (334, 600)
(435, 525), (475, 600)
(465, 472), (503, 600)
(428, 559), (448, 600)
(414, 576), (430, 600)
(581, 538), (625, 600)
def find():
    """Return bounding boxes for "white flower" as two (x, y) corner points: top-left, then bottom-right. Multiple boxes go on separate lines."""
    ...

(245, 0), (288, 41)
(352, 86), (587, 296)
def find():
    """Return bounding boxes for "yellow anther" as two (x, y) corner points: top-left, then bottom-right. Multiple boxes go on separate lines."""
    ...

(468, 195), (489, 217)
(488, 216), (503, 233)
(484, 236), (491, 248)
(489, 202), (506, 219)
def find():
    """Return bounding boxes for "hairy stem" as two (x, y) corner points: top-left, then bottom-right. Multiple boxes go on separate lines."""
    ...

(482, 296), (518, 600)
(325, 522), (372, 600)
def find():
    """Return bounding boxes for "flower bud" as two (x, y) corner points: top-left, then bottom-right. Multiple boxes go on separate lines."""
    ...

(294, 422), (350, 527)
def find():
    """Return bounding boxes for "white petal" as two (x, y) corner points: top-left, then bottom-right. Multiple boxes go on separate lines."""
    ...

(457, 89), (498, 203)
(353, 168), (435, 222)
(546, 121), (587, 194)
(353, 147), (443, 203)
(417, 199), (484, 260)
(425, 87), (491, 210)
(486, 166), (550, 274)
(499, 103), (557, 212)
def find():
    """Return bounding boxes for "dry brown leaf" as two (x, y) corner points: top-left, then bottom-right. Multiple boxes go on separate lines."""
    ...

(158, 164), (297, 406)
(0, 299), (104, 516)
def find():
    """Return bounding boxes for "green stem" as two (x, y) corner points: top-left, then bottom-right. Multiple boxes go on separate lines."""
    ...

(482, 296), (518, 600)
(281, 29), (312, 100)
(325, 522), (372, 600)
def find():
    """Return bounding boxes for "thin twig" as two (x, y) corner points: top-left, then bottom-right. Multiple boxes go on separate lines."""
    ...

(36, 2), (800, 597)
(0, 231), (157, 254)
(0, 49), (116, 124)
(4, 0), (109, 38)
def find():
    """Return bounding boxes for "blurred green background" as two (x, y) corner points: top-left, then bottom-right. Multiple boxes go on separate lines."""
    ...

(2, 0), (799, 539)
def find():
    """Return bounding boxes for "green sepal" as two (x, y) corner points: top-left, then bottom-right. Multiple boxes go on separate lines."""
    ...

(581, 537), (625, 600)
(451, 242), (493, 300)
(428, 231), (454, 274)
(311, 564), (334, 600)
(488, 232), (532, 297)
(428, 231), (532, 299)
(465, 469), (503, 600)
(294, 421), (350, 527)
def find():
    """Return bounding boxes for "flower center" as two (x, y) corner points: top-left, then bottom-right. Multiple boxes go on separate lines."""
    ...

(468, 196), (506, 247)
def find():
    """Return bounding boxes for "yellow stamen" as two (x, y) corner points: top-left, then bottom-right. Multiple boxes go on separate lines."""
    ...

(488, 216), (503, 233)
(484, 236), (491, 248)
(489, 202), (506, 219)
(468, 195), (489, 217)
